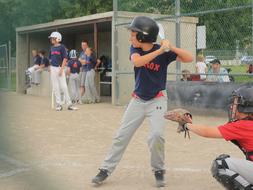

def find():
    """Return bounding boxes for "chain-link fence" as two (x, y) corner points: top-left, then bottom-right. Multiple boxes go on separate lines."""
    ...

(114, 0), (253, 77)
(0, 42), (16, 91)
(112, 0), (253, 106)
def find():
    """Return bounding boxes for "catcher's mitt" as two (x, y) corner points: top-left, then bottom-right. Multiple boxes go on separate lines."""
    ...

(164, 108), (192, 139)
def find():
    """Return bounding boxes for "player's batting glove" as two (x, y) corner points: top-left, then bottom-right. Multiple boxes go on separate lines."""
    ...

(164, 108), (192, 139)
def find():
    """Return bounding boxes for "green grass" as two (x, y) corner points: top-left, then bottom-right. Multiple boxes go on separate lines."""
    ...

(223, 65), (253, 83)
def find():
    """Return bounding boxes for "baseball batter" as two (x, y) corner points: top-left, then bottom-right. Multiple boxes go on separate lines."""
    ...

(92, 16), (193, 187)
(48, 31), (77, 111)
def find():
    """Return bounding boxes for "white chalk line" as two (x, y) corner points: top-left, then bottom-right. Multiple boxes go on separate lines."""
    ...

(0, 153), (209, 178)
(0, 168), (31, 178)
(0, 154), (28, 167)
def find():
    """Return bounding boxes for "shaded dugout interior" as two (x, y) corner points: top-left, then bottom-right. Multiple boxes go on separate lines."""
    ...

(16, 12), (112, 101)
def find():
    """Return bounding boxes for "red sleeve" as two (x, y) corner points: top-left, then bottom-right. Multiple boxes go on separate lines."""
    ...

(218, 122), (244, 141)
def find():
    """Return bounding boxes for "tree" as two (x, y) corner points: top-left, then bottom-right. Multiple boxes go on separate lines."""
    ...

(0, 0), (112, 51)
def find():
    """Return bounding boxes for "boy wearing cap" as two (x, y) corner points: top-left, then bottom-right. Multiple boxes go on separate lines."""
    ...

(48, 31), (78, 111)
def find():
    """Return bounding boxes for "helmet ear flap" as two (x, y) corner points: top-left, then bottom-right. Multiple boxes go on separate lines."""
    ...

(136, 32), (144, 42)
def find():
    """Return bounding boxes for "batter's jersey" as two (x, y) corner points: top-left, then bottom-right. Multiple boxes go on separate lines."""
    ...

(218, 120), (253, 160)
(67, 59), (82, 74)
(49, 44), (68, 67)
(130, 44), (177, 100)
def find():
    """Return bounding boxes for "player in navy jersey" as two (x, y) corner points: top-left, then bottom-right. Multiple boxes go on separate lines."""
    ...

(82, 47), (100, 103)
(48, 31), (78, 111)
(92, 16), (193, 187)
(67, 49), (82, 104)
(25, 49), (42, 86)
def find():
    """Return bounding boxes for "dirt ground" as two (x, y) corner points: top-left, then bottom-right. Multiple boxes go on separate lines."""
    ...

(0, 91), (243, 190)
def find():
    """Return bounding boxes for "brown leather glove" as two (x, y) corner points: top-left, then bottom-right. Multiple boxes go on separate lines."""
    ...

(164, 108), (192, 138)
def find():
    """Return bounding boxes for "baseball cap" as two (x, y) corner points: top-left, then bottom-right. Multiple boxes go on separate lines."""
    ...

(210, 59), (220, 64)
(48, 31), (62, 42)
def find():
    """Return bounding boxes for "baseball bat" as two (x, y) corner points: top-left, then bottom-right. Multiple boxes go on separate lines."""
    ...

(157, 23), (169, 52)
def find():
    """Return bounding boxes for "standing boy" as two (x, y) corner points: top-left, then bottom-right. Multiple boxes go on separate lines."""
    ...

(67, 49), (82, 104)
(79, 41), (88, 98)
(83, 47), (100, 103)
(92, 16), (193, 187)
(48, 31), (77, 111)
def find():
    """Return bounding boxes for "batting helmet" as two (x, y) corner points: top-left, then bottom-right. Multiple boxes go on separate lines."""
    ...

(48, 31), (62, 42)
(228, 85), (253, 121)
(127, 16), (159, 43)
(69, 49), (77, 59)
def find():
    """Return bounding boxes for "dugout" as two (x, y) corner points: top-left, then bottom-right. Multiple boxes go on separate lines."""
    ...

(16, 11), (198, 105)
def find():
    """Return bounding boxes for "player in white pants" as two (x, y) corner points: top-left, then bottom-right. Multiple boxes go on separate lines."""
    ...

(48, 31), (78, 111)
(32, 50), (50, 85)
(92, 16), (193, 187)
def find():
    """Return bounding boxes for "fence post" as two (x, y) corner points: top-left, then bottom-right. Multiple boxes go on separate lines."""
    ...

(112, 0), (119, 105)
(175, 0), (181, 81)
(8, 40), (11, 90)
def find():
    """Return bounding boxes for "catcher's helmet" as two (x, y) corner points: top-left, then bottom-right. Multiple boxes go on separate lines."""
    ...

(69, 49), (77, 59)
(228, 85), (253, 121)
(127, 16), (159, 43)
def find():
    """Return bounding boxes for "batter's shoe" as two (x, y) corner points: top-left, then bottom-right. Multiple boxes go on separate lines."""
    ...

(92, 169), (109, 185)
(154, 170), (166, 187)
(56, 105), (63, 111)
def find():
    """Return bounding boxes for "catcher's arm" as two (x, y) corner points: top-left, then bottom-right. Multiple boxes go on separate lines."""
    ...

(186, 123), (222, 138)
(164, 108), (222, 139)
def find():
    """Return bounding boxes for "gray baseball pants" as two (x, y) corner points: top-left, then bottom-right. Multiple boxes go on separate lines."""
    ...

(69, 73), (81, 102)
(101, 93), (167, 173)
(225, 157), (253, 184)
(84, 69), (100, 102)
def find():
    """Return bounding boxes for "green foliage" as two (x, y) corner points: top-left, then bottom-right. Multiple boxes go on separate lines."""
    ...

(58, 0), (112, 18)
(0, 0), (112, 48)
(1, 0), (253, 55)
(118, 0), (253, 53)
(118, 0), (175, 14)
